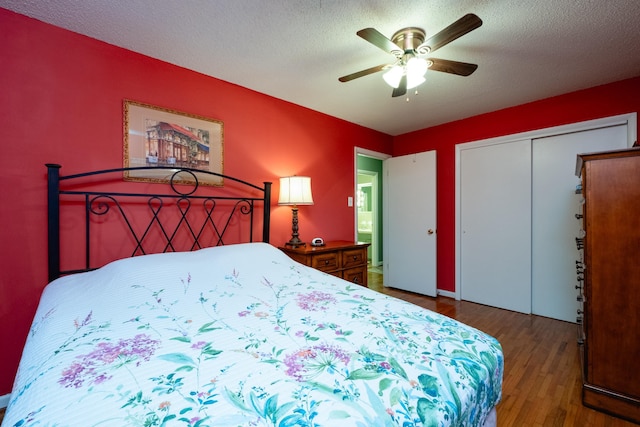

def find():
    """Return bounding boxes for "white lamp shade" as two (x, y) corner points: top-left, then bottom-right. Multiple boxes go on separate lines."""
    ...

(407, 57), (428, 77)
(382, 65), (403, 88)
(406, 57), (428, 89)
(407, 75), (426, 89)
(278, 176), (314, 206)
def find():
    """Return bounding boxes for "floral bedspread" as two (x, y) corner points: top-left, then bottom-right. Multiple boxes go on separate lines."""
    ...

(4, 243), (502, 427)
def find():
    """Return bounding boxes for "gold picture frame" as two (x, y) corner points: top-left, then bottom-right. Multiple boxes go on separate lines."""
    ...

(123, 100), (224, 186)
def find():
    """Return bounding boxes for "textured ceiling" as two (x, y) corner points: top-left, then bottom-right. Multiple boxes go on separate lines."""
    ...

(2, 0), (640, 135)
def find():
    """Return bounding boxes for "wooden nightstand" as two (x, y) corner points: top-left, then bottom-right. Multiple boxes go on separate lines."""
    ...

(279, 240), (370, 287)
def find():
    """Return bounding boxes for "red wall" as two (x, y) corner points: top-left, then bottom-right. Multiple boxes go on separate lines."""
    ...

(394, 76), (640, 293)
(0, 9), (392, 395)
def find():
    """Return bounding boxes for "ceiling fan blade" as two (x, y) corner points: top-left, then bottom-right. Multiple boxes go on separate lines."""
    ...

(421, 13), (482, 53)
(429, 58), (478, 76)
(392, 75), (407, 97)
(338, 64), (389, 82)
(357, 28), (403, 57)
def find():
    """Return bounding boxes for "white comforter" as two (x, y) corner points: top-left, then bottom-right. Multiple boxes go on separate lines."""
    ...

(4, 243), (502, 426)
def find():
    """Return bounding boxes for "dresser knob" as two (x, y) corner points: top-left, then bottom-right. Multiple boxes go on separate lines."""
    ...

(324, 260), (329, 265)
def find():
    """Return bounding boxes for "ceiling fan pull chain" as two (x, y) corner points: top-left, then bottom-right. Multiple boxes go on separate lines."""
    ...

(406, 87), (420, 102)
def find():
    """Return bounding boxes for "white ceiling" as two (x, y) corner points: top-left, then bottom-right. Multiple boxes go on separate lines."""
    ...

(3, 0), (640, 136)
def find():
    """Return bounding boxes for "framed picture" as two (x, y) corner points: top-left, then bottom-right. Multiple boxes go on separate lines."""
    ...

(123, 100), (224, 186)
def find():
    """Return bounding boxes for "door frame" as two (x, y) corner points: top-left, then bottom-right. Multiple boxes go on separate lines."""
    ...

(354, 147), (391, 267)
(454, 113), (637, 300)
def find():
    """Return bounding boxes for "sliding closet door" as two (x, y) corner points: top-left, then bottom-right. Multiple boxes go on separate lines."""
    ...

(460, 140), (532, 313)
(383, 151), (437, 296)
(531, 124), (628, 322)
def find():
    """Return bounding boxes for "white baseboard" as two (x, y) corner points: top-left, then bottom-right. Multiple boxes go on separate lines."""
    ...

(437, 289), (456, 299)
(0, 393), (10, 408)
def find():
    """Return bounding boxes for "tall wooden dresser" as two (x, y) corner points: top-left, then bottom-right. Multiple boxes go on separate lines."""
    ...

(575, 147), (640, 423)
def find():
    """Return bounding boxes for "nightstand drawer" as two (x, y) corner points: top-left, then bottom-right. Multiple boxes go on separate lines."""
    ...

(342, 248), (367, 269)
(311, 252), (340, 272)
(343, 266), (367, 286)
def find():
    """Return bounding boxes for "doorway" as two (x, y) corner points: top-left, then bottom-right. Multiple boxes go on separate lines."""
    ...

(355, 148), (390, 271)
(357, 171), (378, 264)
(356, 157), (382, 266)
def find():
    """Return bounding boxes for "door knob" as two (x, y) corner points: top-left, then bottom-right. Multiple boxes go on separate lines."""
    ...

(427, 229), (434, 235)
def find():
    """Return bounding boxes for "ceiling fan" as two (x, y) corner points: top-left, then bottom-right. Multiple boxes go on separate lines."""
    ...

(338, 14), (483, 97)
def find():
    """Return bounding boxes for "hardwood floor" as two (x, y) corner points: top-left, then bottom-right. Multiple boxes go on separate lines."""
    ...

(368, 270), (637, 426)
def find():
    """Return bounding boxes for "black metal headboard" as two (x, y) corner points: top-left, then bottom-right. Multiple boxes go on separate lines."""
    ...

(46, 164), (271, 281)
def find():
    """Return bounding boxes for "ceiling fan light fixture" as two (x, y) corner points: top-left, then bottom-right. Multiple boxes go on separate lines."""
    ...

(382, 65), (403, 88)
(340, 14), (482, 97)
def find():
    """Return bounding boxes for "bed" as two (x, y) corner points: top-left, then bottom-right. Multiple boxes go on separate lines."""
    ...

(2, 165), (503, 427)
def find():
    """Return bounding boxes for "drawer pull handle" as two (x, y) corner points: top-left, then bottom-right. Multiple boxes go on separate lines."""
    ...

(353, 255), (358, 260)
(324, 260), (330, 265)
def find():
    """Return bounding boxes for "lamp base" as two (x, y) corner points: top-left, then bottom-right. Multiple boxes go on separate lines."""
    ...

(285, 206), (306, 248)
(284, 238), (306, 248)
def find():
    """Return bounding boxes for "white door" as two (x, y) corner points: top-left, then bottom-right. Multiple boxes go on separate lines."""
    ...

(531, 124), (628, 322)
(383, 151), (437, 296)
(460, 140), (532, 313)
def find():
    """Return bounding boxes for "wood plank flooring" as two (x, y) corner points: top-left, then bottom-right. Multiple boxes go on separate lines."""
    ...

(368, 270), (637, 426)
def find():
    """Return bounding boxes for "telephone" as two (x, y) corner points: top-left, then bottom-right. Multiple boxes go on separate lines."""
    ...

(311, 237), (325, 247)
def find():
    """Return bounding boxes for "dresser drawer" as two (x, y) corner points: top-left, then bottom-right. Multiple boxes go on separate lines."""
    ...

(311, 252), (340, 272)
(342, 248), (366, 269)
(343, 266), (367, 286)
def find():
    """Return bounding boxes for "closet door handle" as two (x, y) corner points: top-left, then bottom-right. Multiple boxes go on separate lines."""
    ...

(427, 229), (434, 235)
